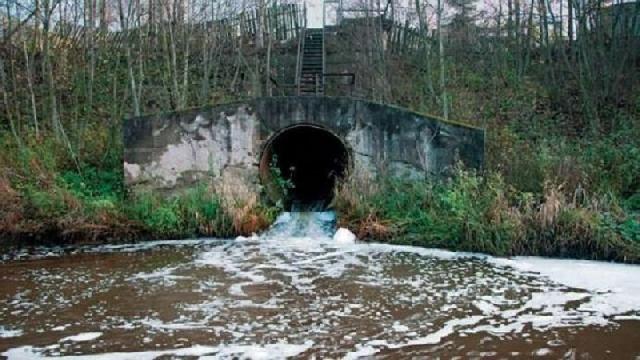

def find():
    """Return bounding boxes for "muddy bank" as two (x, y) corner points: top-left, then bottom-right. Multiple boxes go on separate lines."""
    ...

(0, 225), (147, 250)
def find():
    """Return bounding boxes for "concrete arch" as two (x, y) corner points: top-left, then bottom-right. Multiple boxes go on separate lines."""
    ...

(258, 123), (352, 207)
(123, 96), (485, 206)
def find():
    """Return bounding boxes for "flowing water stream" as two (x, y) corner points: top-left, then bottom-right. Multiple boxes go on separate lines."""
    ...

(1, 211), (640, 359)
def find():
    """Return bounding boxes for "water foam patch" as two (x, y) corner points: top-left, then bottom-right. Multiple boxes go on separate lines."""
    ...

(491, 256), (640, 316)
(2, 342), (313, 360)
(333, 228), (356, 244)
(0, 326), (23, 338)
(59, 332), (102, 342)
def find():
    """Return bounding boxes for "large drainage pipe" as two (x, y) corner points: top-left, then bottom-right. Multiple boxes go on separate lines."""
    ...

(259, 124), (350, 210)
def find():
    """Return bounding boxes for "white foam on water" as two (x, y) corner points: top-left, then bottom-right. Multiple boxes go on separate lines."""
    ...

(127, 266), (190, 282)
(533, 347), (553, 357)
(401, 315), (486, 347)
(343, 345), (381, 360)
(473, 300), (500, 315)
(491, 256), (640, 316)
(343, 316), (485, 358)
(0, 326), (23, 338)
(333, 228), (356, 244)
(205, 214), (640, 354)
(391, 322), (409, 332)
(2, 342), (313, 360)
(191, 219), (640, 335)
(59, 332), (102, 342)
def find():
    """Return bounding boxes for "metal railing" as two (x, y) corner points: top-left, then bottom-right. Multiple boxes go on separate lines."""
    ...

(271, 72), (356, 97)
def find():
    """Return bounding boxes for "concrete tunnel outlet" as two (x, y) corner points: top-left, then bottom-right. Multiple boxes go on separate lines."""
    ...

(123, 97), (485, 212)
(259, 124), (350, 209)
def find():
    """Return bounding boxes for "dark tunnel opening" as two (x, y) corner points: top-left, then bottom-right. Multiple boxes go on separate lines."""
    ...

(260, 125), (349, 210)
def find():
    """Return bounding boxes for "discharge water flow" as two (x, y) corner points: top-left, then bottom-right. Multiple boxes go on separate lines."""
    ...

(265, 210), (337, 239)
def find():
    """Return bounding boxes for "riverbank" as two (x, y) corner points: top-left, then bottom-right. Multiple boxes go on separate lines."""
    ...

(334, 168), (640, 263)
(0, 184), (279, 247)
(1, 165), (639, 263)
(1, 123), (639, 262)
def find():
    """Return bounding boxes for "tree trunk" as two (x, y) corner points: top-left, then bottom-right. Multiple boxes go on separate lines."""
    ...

(23, 41), (39, 136)
(437, 0), (448, 120)
(119, 0), (141, 115)
(567, 0), (573, 51)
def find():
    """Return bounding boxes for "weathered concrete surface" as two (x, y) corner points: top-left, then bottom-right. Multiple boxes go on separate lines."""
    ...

(124, 96), (485, 196)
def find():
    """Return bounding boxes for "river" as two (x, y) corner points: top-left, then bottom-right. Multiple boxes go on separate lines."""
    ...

(1, 211), (639, 359)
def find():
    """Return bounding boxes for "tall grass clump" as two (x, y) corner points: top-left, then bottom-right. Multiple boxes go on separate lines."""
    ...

(127, 181), (278, 239)
(127, 185), (233, 239)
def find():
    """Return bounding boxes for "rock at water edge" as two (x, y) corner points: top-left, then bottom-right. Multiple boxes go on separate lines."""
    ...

(333, 228), (356, 244)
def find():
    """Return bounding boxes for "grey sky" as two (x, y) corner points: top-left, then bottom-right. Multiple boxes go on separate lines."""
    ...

(305, 0), (324, 28)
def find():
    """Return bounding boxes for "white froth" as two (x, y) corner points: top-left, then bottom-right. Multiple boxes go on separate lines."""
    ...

(0, 326), (23, 338)
(59, 332), (102, 342)
(2, 343), (312, 360)
(333, 228), (356, 244)
(491, 256), (640, 316)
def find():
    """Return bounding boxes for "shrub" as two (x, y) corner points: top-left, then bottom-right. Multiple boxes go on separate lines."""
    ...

(127, 192), (185, 238)
(334, 167), (640, 263)
(148, 204), (182, 238)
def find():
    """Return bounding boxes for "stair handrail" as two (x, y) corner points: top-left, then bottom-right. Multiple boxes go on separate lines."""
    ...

(322, 10), (326, 95)
(295, 4), (307, 96)
(322, 72), (356, 96)
(296, 28), (304, 95)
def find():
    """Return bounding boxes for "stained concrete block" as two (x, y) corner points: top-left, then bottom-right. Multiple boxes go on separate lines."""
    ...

(123, 96), (485, 197)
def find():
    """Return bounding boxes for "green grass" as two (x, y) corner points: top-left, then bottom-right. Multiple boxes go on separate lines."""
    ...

(127, 185), (235, 239)
(334, 165), (640, 263)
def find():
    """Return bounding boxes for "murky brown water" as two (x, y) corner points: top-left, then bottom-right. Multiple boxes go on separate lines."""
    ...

(1, 213), (639, 359)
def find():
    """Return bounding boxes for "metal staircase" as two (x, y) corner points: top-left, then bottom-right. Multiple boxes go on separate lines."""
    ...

(299, 28), (324, 95)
